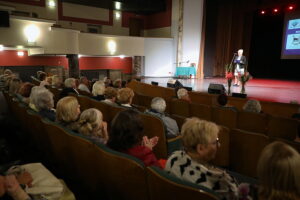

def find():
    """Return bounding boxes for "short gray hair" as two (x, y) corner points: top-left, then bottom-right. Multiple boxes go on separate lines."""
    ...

(92, 81), (105, 96)
(151, 97), (166, 113)
(64, 78), (76, 88)
(243, 99), (261, 113)
(30, 86), (54, 110)
(177, 88), (188, 99)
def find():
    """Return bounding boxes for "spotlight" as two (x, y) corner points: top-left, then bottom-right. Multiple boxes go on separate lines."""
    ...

(260, 10), (265, 15)
(17, 51), (24, 56)
(288, 5), (294, 11)
(0, 45), (3, 51)
(273, 8), (279, 13)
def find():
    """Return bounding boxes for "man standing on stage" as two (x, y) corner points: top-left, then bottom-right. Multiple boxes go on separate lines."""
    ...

(233, 49), (247, 86)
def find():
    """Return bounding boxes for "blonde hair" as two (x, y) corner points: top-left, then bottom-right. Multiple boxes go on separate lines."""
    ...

(243, 99), (261, 113)
(177, 88), (188, 99)
(181, 118), (219, 153)
(78, 108), (104, 138)
(92, 81), (105, 96)
(117, 88), (134, 104)
(56, 96), (80, 123)
(257, 141), (300, 200)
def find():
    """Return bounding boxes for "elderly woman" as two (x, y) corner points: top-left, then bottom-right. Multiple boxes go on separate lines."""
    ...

(78, 76), (90, 93)
(29, 86), (47, 112)
(243, 99), (262, 113)
(177, 88), (191, 103)
(257, 141), (300, 200)
(107, 110), (160, 167)
(77, 108), (108, 144)
(56, 96), (81, 131)
(165, 118), (239, 200)
(145, 97), (179, 138)
(35, 89), (56, 121)
(102, 87), (117, 106)
(60, 78), (79, 99)
(91, 81), (105, 101)
(117, 88), (135, 108)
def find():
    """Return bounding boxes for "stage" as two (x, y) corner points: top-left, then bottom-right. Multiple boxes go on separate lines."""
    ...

(142, 77), (300, 104)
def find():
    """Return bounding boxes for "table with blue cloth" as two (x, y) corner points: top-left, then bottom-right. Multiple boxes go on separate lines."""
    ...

(175, 67), (196, 77)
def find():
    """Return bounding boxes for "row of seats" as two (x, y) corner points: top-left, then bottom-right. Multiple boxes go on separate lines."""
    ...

(128, 80), (300, 118)
(3, 91), (221, 200)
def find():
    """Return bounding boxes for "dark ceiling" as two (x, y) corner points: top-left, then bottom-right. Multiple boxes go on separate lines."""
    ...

(61, 0), (167, 15)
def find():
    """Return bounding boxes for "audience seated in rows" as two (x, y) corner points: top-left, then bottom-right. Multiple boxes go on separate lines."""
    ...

(117, 88), (137, 110)
(17, 82), (34, 104)
(35, 89), (56, 121)
(78, 76), (90, 93)
(177, 88), (191, 103)
(77, 108), (108, 144)
(51, 75), (63, 89)
(243, 99), (262, 113)
(107, 110), (161, 167)
(39, 72), (50, 87)
(56, 96), (81, 131)
(60, 78), (79, 99)
(8, 78), (22, 94)
(257, 141), (300, 200)
(165, 118), (241, 200)
(102, 87), (117, 106)
(145, 97), (179, 138)
(113, 79), (122, 89)
(217, 94), (238, 112)
(103, 77), (113, 87)
(29, 86), (47, 112)
(91, 81), (105, 101)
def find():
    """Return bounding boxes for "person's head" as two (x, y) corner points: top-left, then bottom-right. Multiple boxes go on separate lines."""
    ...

(9, 78), (22, 94)
(104, 78), (112, 87)
(181, 118), (220, 163)
(257, 141), (300, 200)
(243, 99), (261, 113)
(107, 110), (144, 151)
(80, 76), (89, 86)
(38, 72), (47, 81)
(177, 88), (190, 102)
(18, 82), (34, 98)
(238, 49), (243, 56)
(92, 81), (105, 96)
(104, 87), (117, 101)
(52, 75), (62, 88)
(35, 89), (54, 111)
(151, 97), (166, 113)
(217, 93), (228, 106)
(4, 69), (12, 76)
(29, 86), (48, 107)
(113, 79), (122, 89)
(56, 96), (81, 123)
(64, 78), (76, 89)
(78, 108), (104, 137)
(117, 88), (134, 104)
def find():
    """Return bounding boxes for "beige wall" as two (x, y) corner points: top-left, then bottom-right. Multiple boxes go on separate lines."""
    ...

(144, 27), (171, 38)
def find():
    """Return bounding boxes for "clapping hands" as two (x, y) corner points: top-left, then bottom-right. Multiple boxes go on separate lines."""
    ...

(142, 136), (159, 150)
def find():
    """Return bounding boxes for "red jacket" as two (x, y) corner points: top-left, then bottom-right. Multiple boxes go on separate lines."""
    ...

(123, 145), (161, 168)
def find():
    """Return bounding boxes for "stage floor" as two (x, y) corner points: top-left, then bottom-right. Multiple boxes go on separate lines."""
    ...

(142, 77), (300, 104)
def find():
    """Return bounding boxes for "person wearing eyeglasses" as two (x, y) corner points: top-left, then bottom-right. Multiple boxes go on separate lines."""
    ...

(165, 118), (240, 200)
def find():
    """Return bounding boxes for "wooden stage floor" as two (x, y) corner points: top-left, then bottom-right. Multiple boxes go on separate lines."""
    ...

(142, 77), (300, 104)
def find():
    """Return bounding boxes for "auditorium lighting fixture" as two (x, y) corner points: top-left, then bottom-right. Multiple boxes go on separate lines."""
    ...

(17, 51), (24, 56)
(115, 2), (121, 10)
(24, 24), (40, 44)
(48, 0), (56, 8)
(119, 55), (125, 59)
(115, 11), (121, 19)
(0, 45), (3, 51)
(288, 6), (294, 10)
(17, 45), (23, 49)
(107, 40), (116, 55)
(273, 8), (279, 13)
(261, 10), (265, 15)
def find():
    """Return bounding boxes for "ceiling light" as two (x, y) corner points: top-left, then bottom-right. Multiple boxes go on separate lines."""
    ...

(115, 11), (121, 19)
(48, 0), (56, 8)
(108, 40), (116, 55)
(17, 51), (24, 56)
(115, 2), (121, 10)
(17, 45), (23, 49)
(119, 55), (125, 59)
(0, 45), (3, 51)
(24, 24), (40, 43)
